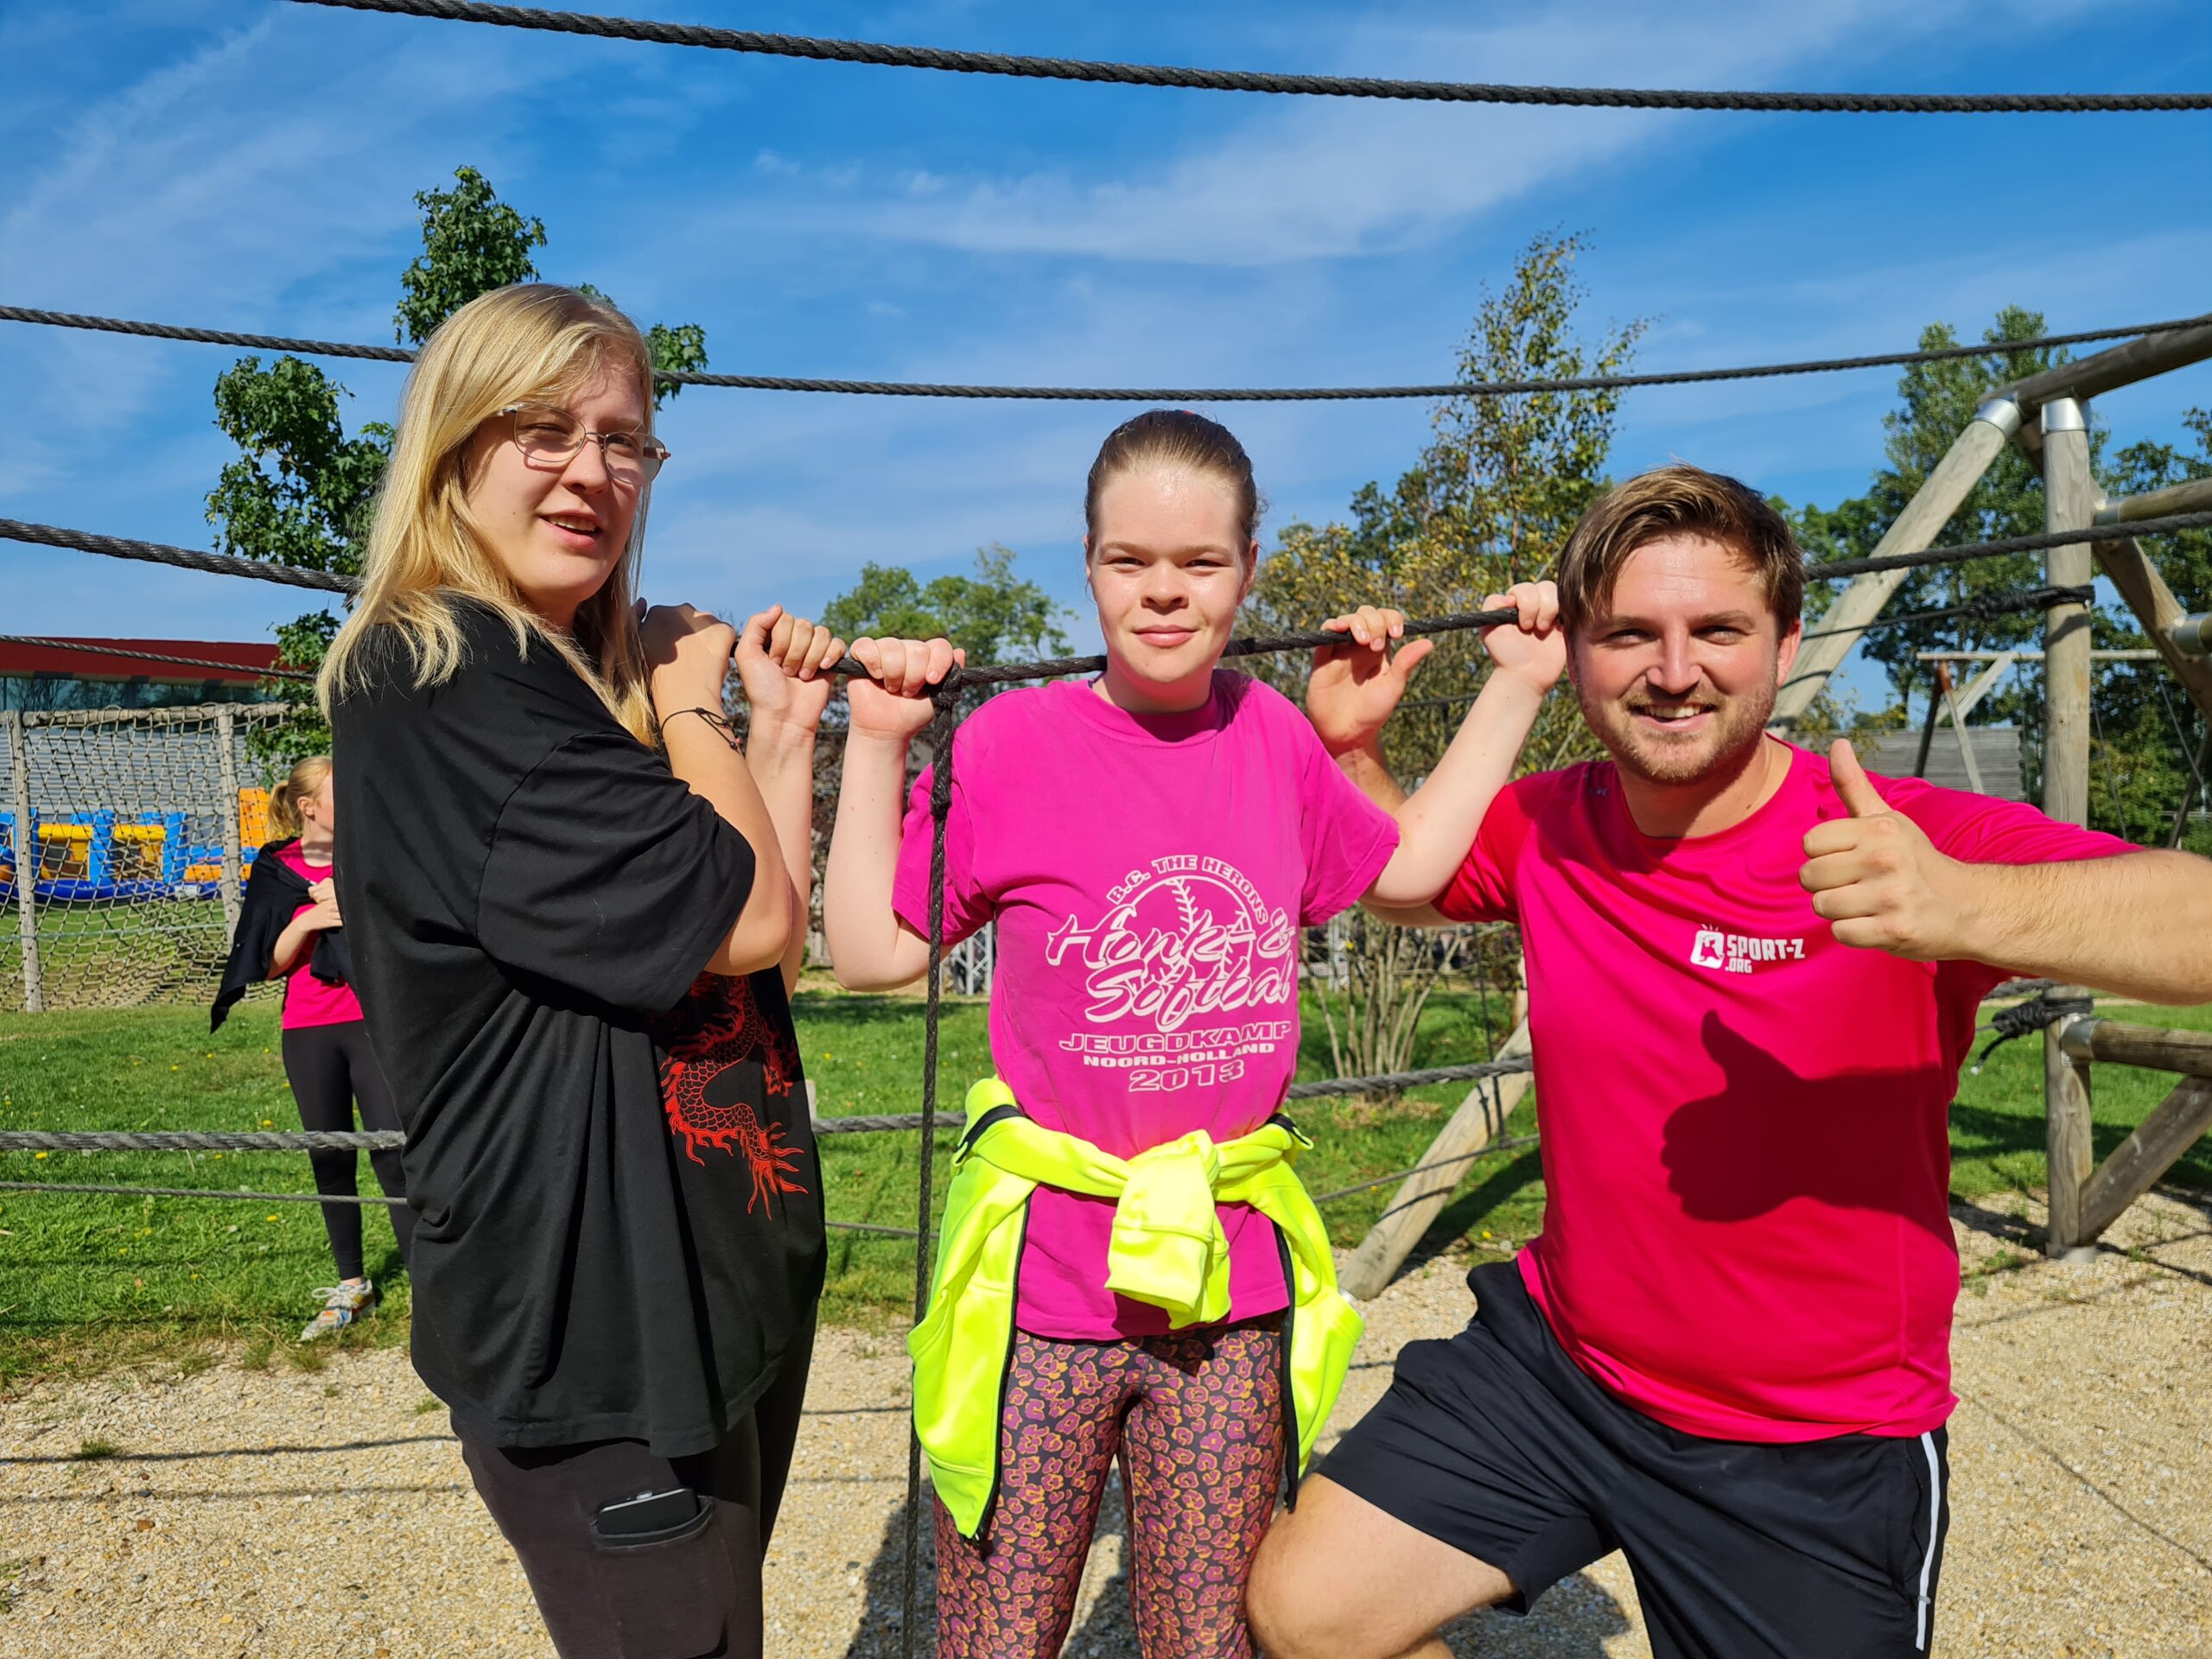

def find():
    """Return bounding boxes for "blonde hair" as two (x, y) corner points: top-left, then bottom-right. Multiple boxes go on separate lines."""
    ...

(319, 283), (660, 741)
(267, 755), (333, 841)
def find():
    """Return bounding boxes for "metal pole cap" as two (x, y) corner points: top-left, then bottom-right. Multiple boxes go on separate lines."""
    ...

(2041, 397), (2088, 435)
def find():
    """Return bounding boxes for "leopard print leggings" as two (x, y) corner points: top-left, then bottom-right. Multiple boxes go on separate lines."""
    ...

(933, 1319), (1286, 1659)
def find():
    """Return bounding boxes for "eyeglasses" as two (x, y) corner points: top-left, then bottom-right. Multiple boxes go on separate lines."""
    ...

(500, 404), (671, 484)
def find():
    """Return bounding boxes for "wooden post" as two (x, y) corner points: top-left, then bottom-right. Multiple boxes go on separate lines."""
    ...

(2044, 990), (2097, 1262)
(214, 708), (243, 938)
(1340, 1017), (1533, 1300)
(2041, 397), (2095, 828)
(2057, 1018), (2212, 1243)
(1935, 664), (1986, 795)
(1770, 398), (2018, 728)
(6, 709), (41, 1014)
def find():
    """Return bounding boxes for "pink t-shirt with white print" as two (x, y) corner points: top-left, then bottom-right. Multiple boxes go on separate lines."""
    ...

(893, 671), (1399, 1340)
(1438, 742), (2130, 1442)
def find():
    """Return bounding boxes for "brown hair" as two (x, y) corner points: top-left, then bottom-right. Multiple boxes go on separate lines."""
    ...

(1556, 463), (1803, 632)
(1084, 410), (1262, 553)
(267, 755), (333, 841)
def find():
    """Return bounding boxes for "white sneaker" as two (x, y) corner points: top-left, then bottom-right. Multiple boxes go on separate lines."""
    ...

(299, 1279), (375, 1342)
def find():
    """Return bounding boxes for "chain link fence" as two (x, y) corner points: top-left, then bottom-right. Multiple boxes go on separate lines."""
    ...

(2, 702), (288, 1012)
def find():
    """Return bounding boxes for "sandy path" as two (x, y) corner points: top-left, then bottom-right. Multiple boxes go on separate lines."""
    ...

(4, 1191), (2207, 1656)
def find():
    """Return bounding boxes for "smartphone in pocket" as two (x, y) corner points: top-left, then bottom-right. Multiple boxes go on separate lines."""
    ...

(592, 1486), (707, 1545)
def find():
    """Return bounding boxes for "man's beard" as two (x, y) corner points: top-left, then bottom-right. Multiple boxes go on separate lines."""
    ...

(1576, 675), (1778, 786)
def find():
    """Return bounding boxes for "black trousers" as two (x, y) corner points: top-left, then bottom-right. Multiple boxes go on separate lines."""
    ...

(280, 1020), (414, 1280)
(456, 1324), (816, 1659)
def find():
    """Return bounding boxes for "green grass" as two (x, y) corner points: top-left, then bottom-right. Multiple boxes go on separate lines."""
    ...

(3, 987), (2207, 1385)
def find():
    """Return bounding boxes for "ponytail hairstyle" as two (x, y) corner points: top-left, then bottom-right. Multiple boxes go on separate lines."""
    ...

(1084, 409), (1264, 560)
(266, 755), (333, 841)
(318, 283), (661, 743)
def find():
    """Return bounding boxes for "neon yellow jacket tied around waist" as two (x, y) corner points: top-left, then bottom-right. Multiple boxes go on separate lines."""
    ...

(910, 1078), (1364, 1539)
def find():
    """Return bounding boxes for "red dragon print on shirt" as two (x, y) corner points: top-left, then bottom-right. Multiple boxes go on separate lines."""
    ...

(652, 972), (809, 1213)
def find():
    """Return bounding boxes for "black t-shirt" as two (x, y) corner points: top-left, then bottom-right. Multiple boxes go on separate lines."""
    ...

(332, 600), (823, 1457)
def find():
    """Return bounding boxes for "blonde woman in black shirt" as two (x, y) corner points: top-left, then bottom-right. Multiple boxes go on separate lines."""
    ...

(322, 283), (836, 1659)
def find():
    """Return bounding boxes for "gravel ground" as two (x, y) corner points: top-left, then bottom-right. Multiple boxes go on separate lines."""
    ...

(4, 1190), (2208, 1657)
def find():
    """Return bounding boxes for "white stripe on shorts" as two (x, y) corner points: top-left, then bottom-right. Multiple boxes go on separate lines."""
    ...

(1915, 1431), (1943, 1649)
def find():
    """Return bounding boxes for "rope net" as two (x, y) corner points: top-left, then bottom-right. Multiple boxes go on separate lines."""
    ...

(3, 702), (288, 1013)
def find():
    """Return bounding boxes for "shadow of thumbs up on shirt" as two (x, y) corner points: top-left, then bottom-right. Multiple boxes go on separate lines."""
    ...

(1657, 1012), (1951, 1245)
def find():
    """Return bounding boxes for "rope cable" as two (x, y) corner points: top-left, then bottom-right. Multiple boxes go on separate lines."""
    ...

(8, 304), (2206, 403)
(12, 515), (2209, 621)
(0, 634), (314, 682)
(284, 0), (2212, 113)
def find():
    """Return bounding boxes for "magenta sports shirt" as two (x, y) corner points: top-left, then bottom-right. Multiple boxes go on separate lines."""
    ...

(274, 843), (365, 1030)
(1439, 742), (2129, 1441)
(893, 672), (1399, 1339)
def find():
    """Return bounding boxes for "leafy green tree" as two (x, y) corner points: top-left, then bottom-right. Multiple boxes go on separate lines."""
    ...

(1243, 231), (1643, 1085)
(210, 166), (709, 764)
(822, 543), (1073, 677)
(393, 165), (547, 346)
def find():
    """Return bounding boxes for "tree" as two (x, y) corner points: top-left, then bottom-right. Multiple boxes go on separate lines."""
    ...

(1243, 231), (1643, 1086)
(209, 166), (709, 765)
(821, 543), (1074, 679)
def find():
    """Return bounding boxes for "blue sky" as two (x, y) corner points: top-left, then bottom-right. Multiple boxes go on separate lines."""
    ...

(3, 0), (2209, 697)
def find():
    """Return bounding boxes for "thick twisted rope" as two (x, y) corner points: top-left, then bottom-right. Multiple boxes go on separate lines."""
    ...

(0, 634), (313, 682)
(0, 1178), (918, 1235)
(1805, 512), (2212, 581)
(899, 684), (957, 1657)
(1798, 582), (2095, 644)
(9, 304), (2207, 402)
(15, 514), (2211, 624)
(0, 519), (357, 593)
(286, 0), (2212, 112)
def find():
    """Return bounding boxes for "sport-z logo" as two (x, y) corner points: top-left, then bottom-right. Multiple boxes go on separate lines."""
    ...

(1689, 925), (1807, 976)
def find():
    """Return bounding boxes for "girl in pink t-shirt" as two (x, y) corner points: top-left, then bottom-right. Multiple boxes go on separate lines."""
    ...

(259, 757), (413, 1338)
(823, 411), (1548, 1657)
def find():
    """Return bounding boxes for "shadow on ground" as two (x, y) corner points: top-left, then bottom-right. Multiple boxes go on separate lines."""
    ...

(840, 1478), (1634, 1656)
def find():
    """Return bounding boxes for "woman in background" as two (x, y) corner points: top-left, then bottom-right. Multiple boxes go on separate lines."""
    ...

(213, 754), (412, 1340)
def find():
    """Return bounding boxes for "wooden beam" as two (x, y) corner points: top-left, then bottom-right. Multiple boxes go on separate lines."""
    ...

(2041, 399), (2095, 827)
(1997, 319), (2212, 416)
(2044, 993), (2097, 1260)
(2075, 1077), (2212, 1243)
(1339, 1017), (1533, 1300)
(1771, 400), (2017, 728)
(2095, 534), (2212, 729)
(1914, 650), (2162, 661)
(2094, 473), (2212, 525)
(2059, 1017), (2212, 1080)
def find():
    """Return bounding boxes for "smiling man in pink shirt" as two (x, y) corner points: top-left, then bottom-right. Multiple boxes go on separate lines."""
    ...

(1247, 463), (2212, 1659)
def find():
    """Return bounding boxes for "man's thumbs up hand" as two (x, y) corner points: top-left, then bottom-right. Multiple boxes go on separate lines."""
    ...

(1827, 734), (1888, 818)
(1800, 739), (1966, 960)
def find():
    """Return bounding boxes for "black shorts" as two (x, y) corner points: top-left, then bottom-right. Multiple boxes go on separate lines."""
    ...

(1319, 1262), (1949, 1659)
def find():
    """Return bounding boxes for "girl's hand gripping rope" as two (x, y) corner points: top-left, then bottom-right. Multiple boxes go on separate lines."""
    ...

(1306, 606), (1432, 758)
(1348, 582), (1565, 912)
(845, 636), (967, 737)
(736, 604), (847, 734)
